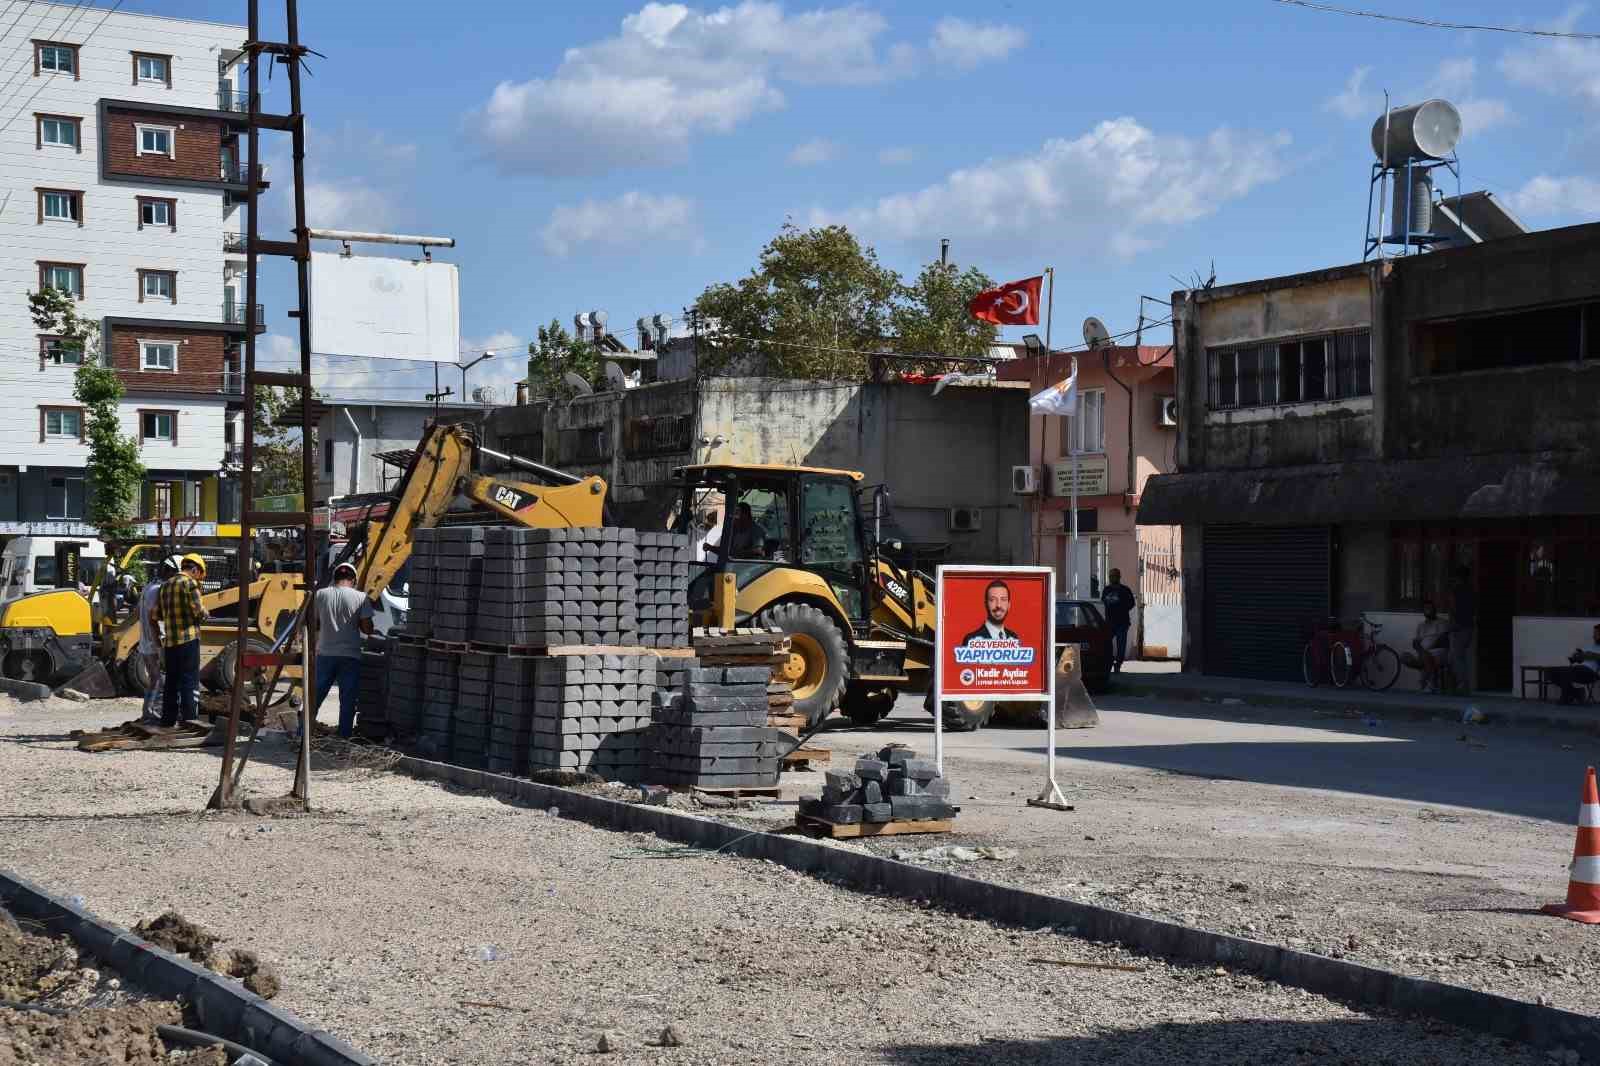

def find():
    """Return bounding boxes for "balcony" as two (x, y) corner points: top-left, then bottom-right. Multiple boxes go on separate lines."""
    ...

(221, 365), (243, 395)
(223, 301), (264, 327)
(223, 231), (245, 254)
(218, 86), (250, 113)
(223, 443), (244, 467)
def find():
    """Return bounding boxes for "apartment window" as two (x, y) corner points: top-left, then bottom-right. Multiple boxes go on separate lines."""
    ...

(37, 115), (80, 150)
(39, 263), (83, 298)
(136, 125), (174, 158)
(139, 269), (176, 303)
(133, 52), (171, 86)
(141, 411), (176, 443)
(137, 197), (174, 230)
(45, 476), (84, 521)
(41, 407), (82, 441)
(39, 336), (82, 366)
(140, 340), (177, 371)
(1208, 329), (1372, 410)
(1062, 388), (1106, 455)
(1415, 301), (1600, 375)
(35, 42), (77, 77)
(38, 189), (81, 225)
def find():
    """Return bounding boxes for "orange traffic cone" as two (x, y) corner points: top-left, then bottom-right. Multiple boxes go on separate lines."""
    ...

(1544, 766), (1600, 924)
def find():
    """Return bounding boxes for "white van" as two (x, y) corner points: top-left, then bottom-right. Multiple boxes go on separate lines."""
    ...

(0, 536), (107, 605)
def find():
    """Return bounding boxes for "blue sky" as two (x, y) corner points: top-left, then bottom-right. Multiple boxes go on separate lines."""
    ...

(122, 1), (1600, 400)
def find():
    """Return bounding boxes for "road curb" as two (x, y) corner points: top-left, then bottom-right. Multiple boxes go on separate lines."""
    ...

(0, 868), (377, 1066)
(1116, 677), (1600, 732)
(0, 676), (53, 701)
(397, 754), (1600, 1059)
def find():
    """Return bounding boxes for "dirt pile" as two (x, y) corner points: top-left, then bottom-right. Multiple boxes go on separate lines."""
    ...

(0, 1001), (203, 1066)
(0, 918), (77, 1002)
(131, 912), (217, 961)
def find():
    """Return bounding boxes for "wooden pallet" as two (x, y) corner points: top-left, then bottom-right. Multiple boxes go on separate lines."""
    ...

(426, 639), (472, 653)
(679, 784), (782, 799)
(647, 648), (698, 659)
(781, 746), (831, 769)
(459, 643), (655, 658)
(767, 712), (808, 731)
(72, 720), (212, 753)
(796, 815), (954, 839)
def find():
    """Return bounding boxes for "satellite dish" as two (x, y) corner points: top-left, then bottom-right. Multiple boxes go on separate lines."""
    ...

(562, 371), (593, 395)
(1082, 317), (1112, 349)
(603, 361), (628, 391)
(1372, 99), (1461, 163)
(471, 384), (500, 405)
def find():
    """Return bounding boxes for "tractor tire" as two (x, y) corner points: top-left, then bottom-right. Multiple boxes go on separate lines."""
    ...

(939, 698), (996, 732)
(123, 652), (154, 695)
(3, 650), (53, 685)
(841, 682), (894, 727)
(758, 602), (848, 730)
(216, 636), (295, 708)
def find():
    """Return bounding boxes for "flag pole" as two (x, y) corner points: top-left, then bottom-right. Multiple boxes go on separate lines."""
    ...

(1035, 267), (1054, 567)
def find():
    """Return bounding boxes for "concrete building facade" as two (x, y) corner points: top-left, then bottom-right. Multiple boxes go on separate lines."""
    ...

(1140, 224), (1600, 692)
(0, 4), (255, 536)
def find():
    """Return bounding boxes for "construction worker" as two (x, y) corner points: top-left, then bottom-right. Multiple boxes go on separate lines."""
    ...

(136, 555), (179, 723)
(156, 554), (208, 728)
(312, 561), (374, 738)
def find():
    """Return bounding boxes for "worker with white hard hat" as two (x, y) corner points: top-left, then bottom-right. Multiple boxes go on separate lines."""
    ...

(311, 560), (374, 738)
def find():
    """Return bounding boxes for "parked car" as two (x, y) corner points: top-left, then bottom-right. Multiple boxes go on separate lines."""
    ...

(1055, 599), (1112, 693)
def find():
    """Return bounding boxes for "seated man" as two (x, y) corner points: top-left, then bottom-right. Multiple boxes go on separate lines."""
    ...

(724, 502), (764, 559)
(1554, 623), (1600, 706)
(1398, 599), (1451, 692)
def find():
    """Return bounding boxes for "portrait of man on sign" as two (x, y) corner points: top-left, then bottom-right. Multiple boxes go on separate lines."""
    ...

(961, 579), (1022, 646)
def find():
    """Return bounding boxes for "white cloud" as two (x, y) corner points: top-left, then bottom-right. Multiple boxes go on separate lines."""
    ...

(1326, 66), (1374, 120)
(1501, 9), (1600, 106)
(813, 117), (1290, 259)
(928, 17), (1024, 71)
(878, 145), (917, 165)
(304, 180), (396, 231)
(468, 2), (1018, 175)
(1508, 174), (1600, 217)
(788, 137), (840, 165)
(540, 191), (699, 256)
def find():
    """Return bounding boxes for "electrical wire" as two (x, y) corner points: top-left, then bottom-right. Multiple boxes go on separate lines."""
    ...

(1271, 0), (1600, 39)
(0, 0), (122, 139)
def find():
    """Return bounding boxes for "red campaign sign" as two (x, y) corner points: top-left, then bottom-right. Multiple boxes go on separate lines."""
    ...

(935, 566), (1054, 701)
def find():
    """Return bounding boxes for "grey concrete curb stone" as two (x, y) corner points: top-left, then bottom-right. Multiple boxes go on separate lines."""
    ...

(0, 676), (52, 700)
(398, 754), (1600, 1059)
(0, 867), (377, 1066)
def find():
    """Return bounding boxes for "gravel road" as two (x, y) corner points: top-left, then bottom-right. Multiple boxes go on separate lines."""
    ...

(0, 696), (1567, 1065)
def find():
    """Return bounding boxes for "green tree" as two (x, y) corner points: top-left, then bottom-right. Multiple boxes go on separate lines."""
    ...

(891, 261), (999, 366)
(28, 288), (145, 544)
(526, 319), (602, 399)
(249, 386), (311, 499)
(694, 223), (901, 380)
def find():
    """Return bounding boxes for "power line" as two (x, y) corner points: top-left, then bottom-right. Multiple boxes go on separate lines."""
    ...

(1271, 0), (1600, 40)
(0, 0), (122, 138)
(0, 1), (86, 119)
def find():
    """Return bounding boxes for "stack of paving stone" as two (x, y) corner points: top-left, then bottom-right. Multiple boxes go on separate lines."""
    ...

(354, 639), (390, 741)
(528, 653), (653, 780)
(432, 527), (485, 643)
(452, 652), (494, 769)
(417, 650), (457, 759)
(634, 531), (691, 649)
(404, 528), (437, 637)
(476, 528), (638, 648)
(488, 656), (537, 776)
(383, 642), (425, 737)
(798, 745), (958, 826)
(650, 660), (791, 788)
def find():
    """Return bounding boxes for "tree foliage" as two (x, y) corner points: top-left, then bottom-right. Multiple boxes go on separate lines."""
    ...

(693, 223), (997, 381)
(526, 319), (603, 399)
(28, 288), (145, 544)
(250, 386), (311, 499)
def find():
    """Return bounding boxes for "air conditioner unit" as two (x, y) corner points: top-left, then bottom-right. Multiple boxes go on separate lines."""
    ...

(948, 506), (982, 533)
(1010, 465), (1038, 495)
(1157, 394), (1179, 427)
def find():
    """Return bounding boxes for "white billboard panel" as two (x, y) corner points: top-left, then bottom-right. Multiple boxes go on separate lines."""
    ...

(308, 252), (460, 363)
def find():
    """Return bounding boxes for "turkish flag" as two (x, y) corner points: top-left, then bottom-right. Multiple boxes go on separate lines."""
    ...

(968, 276), (1043, 325)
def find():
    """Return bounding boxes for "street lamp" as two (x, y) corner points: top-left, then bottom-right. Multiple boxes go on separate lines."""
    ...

(457, 350), (495, 401)
(1021, 333), (1044, 358)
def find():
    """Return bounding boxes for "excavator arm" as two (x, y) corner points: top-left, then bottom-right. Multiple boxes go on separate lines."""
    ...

(355, 423), (607, 604)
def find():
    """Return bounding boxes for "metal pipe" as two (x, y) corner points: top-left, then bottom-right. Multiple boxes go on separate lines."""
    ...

(306, 227), (455, 247)
(342, 407), (362, 495)
(475, 444), (583, 486)
(288, 0), (315, 803)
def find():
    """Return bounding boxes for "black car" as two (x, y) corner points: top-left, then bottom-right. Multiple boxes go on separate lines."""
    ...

(1055, 599), (1112, 693)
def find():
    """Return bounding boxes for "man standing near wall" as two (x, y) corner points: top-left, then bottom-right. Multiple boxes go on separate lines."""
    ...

(1448, 566), (1476, 695)
(312, 562), (374, 738)
(1102, 568), (1136, 673)
(157, 555), (209, 728)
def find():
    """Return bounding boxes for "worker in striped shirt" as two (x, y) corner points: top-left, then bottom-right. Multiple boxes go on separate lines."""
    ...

(156, 554), (209, 728)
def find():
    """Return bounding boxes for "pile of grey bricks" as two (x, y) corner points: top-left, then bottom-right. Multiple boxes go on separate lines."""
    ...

(530, 654), (653, 780)
(417, 649), (457, 758)
(635, 532), (691, 649)
(799, 745), (958, 826)
(452, 652), (495, 769)
(404, 528), (437, 636)
(488, 656), (537, 776)
(476, 528), (638, 648)
(354, 639), (389, 741)
(383, 643), (424, 737)
(432, 527), (485, 643)
(650, 660), (789, 789)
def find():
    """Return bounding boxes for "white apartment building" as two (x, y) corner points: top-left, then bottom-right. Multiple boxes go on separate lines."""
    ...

(0, 3), (260, 536)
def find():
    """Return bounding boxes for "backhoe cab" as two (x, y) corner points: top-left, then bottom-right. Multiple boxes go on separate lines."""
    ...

(675, 464), (908, 728)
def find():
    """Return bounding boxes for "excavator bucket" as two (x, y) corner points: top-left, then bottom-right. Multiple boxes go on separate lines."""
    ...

(1054, 644), (1100, 729)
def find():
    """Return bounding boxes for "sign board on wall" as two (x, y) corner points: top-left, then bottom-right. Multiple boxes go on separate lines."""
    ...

(935, 566), (1055, 702)
(1048, 456), (1109, 497)
(308, 252), (460, 363)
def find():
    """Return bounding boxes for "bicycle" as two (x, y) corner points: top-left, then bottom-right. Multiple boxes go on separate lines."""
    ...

(1301, 617), (1350, 687)
(1330, 613), (1401, 691)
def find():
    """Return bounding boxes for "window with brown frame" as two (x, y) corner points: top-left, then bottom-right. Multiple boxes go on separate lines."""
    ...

(39, 335), (82, 367)
(139, 410), (178, 445)
(136, 196), (175, 231)
(35, 114), (80, 152)
(36, 188), (82, 226)
(34, 41), (78, 79)
(1390, 519), (1600, 618)
(38, 262), (84, 298)
(39, 406), (84, 442)
(131, 51), (171, 87)
(137, 269), (176, 303)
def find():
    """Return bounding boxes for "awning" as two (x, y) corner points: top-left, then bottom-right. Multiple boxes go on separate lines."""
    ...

(1137, 454), (1600, 526)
